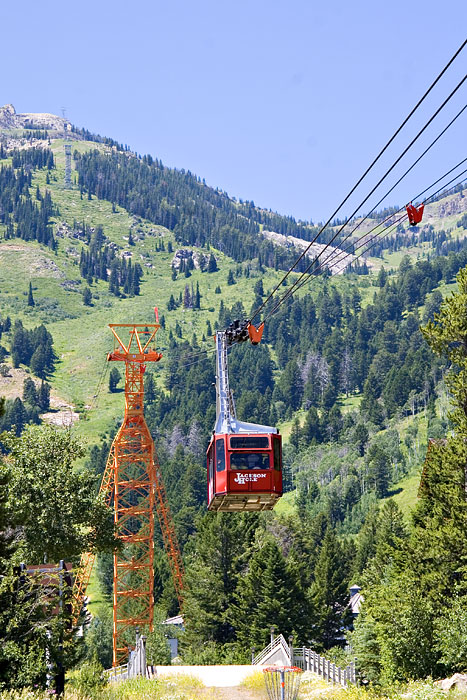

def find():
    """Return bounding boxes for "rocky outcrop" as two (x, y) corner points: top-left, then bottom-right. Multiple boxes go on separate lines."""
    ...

(0, 104), (70, 131)
(261, 230), (358, 275)
(0, 104), (17, 128)
(436, 192), (467, 218)
(171, 249), (210, 271)
(435, 674), (467, 691)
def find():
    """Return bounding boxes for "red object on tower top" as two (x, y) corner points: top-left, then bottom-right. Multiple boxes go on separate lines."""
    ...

(406, 202), (424, 226)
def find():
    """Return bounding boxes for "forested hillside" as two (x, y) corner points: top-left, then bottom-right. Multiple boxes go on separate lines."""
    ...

(1, 119), (467, 688)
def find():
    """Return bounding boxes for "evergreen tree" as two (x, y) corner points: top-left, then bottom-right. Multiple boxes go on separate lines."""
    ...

(38, 381), (50, 411)
(109, 260), (120, 296)
(22, 377), (38, 407)
(366, 444), (391, 498)
(353, 423), (369, 457)
(82, 287), (92, 306)
(27, 282), (35, 307)
(183, 285), (192, 309)
(10, 397), (27, 436)
(144, 372), (156, 404)
(301, 407), (322, 445)
(194, 281), (201, 309)
(208, 254), (218, 273)
(227, 270), (236, 286)
(182, 513), (257, 655)
(309, 528), (351, 650)
(108, 368), (121, 393)
(232, 539), (310, 651)
(30, 345), (47, 379)
(289, 416), (301, 450)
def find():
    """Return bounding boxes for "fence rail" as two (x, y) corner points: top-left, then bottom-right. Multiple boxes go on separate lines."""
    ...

(103, 663), (129, 683)
(253, 635), (356, 687)
(292, 647), (355, 687)
(103, 632), (147, 683)
(253, 634), (291, 666)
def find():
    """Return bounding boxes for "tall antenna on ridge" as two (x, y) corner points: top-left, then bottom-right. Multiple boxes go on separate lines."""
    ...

(62, 107), (72, 189)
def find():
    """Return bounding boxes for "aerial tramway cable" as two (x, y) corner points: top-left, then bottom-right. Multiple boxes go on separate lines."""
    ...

(339, 176), (467, 271)
(251, 73), (467, 324)
(271, 97), (467, 310)
(266, 168), (467, 312)
(249, 40), (467, 325)
(312, 164), (467, 281)
(265, 156), (467, 315)
(315, 103), (467, 273)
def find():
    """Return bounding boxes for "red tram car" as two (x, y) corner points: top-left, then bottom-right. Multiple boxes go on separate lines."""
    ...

(207, 431), (282, 512)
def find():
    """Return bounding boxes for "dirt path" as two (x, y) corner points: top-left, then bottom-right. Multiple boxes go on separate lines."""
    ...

(203, 688), (262, 700)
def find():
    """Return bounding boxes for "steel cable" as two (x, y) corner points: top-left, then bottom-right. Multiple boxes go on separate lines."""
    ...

(251, 73), (467, 324)
(265, 160), (467, 313)
(270, 173), (467, 310)
(249, 40), (467, 324)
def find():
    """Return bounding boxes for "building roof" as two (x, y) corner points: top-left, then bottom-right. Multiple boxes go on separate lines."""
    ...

(348, 585), (363, 615)
(162, 614), (184, 627)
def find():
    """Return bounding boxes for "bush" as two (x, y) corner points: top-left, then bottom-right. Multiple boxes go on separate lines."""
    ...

(67, 659), (106, 698)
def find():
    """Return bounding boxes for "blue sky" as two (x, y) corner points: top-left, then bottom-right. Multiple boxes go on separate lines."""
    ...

(1, 1), (466, 223)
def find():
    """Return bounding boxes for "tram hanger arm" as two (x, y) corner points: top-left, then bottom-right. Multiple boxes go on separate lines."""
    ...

(224, 319), (265, 346)
(248, 322), (264, 345)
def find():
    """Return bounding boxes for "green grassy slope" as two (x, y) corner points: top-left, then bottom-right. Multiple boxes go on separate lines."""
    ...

(0, 137), (302, 445)
(0, 132), (465, 460)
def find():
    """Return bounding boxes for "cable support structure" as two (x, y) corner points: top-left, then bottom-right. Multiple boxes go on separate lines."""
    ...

(265, 157), (467, 315)
(249, 42), (467, 324)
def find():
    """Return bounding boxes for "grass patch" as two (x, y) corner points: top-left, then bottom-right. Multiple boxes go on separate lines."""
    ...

(381, 472), (421, 519)
(85, 565), (110, 617)
(0, 675), (210, 700)
(274, 489), (297, 517)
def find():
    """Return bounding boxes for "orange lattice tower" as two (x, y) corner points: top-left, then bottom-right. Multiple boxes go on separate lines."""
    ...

(106, 323), (184, 666)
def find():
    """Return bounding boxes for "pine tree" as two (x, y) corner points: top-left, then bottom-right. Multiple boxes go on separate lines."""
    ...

(208, 254), (218, 273)
(290, 416), (301, 450)
(82, 287), (92, 306)
(232, 539), (310, 651)
(310, 528), (351, 650)
(109, 260), (120, 296)
(22, 377), (38, 407)
(38, 381), (50, 411)
(108, 368), (121, 392)
(144, 372), (156, 404)
(353, 423), (369, 456)
(30, 345), (47, 378)
(27, 282), (35, 307)
(194, 282), (201, 309)
(301, 407), (322, 445)
(366, 444), (391, 497)
(182, 513), (257, 654)
(227, 270), (235, 286)
(183, 284), (192, 309)
(10, 397), (27, 436)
